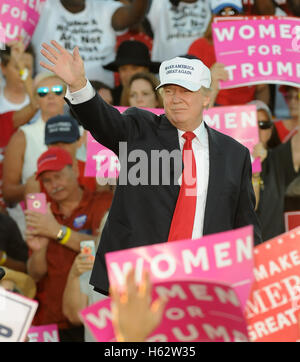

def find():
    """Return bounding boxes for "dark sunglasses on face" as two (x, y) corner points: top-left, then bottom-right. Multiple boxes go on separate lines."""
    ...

(258, 120), (273, 130)
(37, 85), (64, 97)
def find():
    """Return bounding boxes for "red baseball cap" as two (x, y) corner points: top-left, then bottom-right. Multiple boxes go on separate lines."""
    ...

(36, 147), (73, 179)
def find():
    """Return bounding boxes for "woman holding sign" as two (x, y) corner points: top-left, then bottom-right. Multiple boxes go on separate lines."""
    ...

(252, 100), (300, 241)
(188, 0), (270, 107)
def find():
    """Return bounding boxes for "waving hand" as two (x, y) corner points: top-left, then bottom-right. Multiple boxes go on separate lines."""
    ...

(40, 40), (87, 92)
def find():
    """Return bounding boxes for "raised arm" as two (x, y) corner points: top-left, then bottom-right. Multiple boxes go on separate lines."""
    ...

(111, 0), (149, 31)
(40, 41), (142, 154)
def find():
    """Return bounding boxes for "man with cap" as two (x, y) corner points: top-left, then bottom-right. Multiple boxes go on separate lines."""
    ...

(24, 114), (96, 196)
(40, 41), (262, 296)
(25, 147), (112, 341)
(103, 40), (160, 105)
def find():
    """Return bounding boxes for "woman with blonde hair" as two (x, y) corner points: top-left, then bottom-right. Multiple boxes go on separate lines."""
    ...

(120, 72), (163, 109)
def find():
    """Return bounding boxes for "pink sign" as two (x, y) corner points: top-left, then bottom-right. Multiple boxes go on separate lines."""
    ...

(85, 107), (165, 178)
(27, 324), (59, 342)
(80, 280), (249, 342)
(212, 17), (300, 89)
(203, 105), (261, 173)
(105, 226), (254, 310)
(246, 227), (300, 342)
(0, 0), (46, 47)
(85, 132), (120, 180)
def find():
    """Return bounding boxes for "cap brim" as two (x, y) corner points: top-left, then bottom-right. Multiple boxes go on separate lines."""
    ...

(212, 4), (243, 14)
(35, 164), (67, 180)
(156, 80), (202, 92)
(103, 58), (160, 73)
(45, 136), (79, 146)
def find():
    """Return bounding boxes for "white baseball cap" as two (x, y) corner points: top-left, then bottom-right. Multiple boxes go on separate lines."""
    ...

(156, 57), (211, 92)
(211, 0), (243, 14)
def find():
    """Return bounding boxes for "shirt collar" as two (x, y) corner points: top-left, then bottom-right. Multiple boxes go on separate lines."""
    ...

(177, 121), (207, 144)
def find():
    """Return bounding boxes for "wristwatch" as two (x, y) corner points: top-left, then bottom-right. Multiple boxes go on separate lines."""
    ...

(56, 226), (67, 241)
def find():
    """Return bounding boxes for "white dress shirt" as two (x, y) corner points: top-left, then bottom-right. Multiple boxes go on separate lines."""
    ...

(66, 81), (210, 239)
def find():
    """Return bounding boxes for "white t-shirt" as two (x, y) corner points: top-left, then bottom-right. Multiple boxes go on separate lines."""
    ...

(20, 116), (47, 184)
(0, 85), (30, 113)
(80, 271), (107, 342)
(32, 0), (123, 87)
(148, 0), (211, 62)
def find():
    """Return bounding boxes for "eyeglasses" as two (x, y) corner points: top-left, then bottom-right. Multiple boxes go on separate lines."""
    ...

(258, 121), (273, 130)
(37, 85), (64, 97)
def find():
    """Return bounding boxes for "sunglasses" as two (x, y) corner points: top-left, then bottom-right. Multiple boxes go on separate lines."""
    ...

(37, 85), (64, 97)
(258, 121), (273, 130)
(217, 8), (239, 16)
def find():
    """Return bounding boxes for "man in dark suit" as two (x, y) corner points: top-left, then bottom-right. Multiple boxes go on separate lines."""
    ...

(40, 41), (262, 295)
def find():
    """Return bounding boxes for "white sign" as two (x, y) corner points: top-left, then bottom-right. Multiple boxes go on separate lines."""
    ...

(0, 287), (38, 342)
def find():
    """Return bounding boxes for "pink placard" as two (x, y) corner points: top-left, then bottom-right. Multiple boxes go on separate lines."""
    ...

(85, 107), (165, 178)
(0, 0), (46, 47)
(27, 324), (59, 342)
(80, 280), (249, 342)
(203, 105), (261, 173)
(105, 226), (254, 310)
(85, 132), (120, 179)
(246, 227), (300, 342)
(212, 17), (300, 89)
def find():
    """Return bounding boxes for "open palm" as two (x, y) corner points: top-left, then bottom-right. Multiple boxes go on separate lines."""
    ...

(40, 40), (86, 91)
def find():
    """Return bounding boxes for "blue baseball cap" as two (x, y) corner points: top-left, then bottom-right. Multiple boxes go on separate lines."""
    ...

(45, 115), (80, 145)
(211, 0), (243, 14)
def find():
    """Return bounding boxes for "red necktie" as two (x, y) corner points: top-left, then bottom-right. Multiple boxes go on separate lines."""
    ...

(168, 132), (197, 242)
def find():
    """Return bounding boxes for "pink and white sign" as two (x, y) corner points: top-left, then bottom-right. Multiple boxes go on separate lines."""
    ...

(80, 280), (249, 342)
(27, 324), (59, 342)
(203, 105), (261, 173)
(105, 226), (254, 310)
(212, 17), (300, 89)
(246, 227), (300, 342)
(0, 0), (46, 47)
(85, 132), (120, 180)
(85, 107), (165, 178)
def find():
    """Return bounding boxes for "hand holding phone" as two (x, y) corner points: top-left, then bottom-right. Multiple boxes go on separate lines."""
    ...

(80, 241), (95, 261)
(26, 193), (47, 214)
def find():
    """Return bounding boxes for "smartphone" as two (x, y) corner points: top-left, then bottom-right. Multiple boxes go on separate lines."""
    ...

(26, 193), (47, 214)
(80, 241), (96, 261)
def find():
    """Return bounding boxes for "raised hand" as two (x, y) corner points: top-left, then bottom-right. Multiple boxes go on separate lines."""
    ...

(40, 40), (86, 92)
(110, 269), (167, 342)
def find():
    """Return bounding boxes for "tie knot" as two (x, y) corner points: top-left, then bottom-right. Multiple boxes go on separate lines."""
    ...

(183, 132), (196, 142)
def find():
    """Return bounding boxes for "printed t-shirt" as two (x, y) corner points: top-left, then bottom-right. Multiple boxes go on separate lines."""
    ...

(147, 0), (211, 62)
(32, 0), (123, 87)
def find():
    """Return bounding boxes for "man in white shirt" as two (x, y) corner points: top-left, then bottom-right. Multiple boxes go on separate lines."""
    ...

(147, 0), (211, 62)
(40, 41), (262, 295)
(32, 0), (149, 87)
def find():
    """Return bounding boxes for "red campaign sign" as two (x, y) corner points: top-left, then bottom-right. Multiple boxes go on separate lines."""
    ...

(285, 211), (300, 232)
(246, 227), (300, 342)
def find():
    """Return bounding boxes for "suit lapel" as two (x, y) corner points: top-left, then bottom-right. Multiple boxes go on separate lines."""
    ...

(203, 125), (225, 233)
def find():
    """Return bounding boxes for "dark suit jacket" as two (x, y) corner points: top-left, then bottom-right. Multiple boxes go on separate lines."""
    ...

(68, 94), (262, 295)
